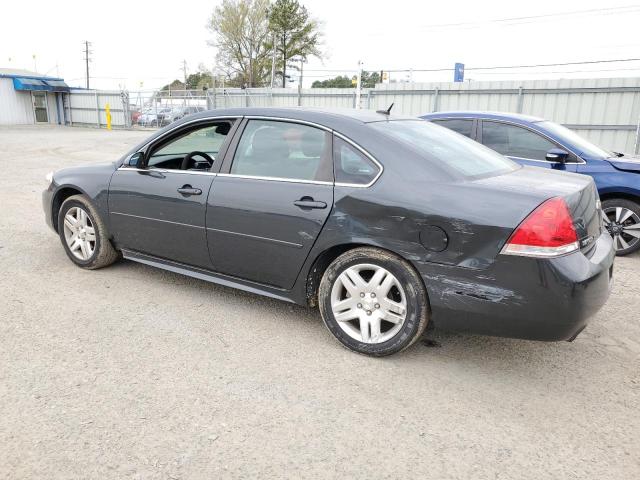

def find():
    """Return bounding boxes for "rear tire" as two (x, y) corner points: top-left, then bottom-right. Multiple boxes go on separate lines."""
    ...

(602, 198), (640, 256)
(318, 247), (429, 356)
(58, 195), (120, 269)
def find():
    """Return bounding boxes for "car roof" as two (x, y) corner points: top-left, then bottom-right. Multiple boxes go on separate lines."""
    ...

(421, 111), (545, 124)
(187, 107), (417, 127)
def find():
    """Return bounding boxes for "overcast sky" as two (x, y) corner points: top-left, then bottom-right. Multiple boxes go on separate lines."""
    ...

(2, 0), (640, 90)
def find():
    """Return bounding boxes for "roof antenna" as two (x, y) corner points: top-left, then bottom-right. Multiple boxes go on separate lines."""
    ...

(376, 102), (394, 115)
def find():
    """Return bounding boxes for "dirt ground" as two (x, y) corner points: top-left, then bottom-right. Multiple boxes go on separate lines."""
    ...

(1, 125), (638, 479)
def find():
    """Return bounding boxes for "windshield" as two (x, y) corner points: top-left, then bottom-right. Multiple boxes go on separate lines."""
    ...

(371, 120), (518, 179)
(537, 121), (612, 159)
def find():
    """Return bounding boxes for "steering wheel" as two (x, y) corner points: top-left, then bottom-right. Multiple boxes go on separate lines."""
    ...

(181, 151), (214, 170)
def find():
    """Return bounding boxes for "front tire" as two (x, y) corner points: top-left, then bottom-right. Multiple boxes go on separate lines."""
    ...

(57, 195), (120, 269)
(318, 247), (429, 356)
(602, 198), (640, 256)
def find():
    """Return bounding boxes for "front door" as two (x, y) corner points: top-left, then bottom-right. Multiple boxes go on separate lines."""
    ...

(109, 120), (234, 268)
(480, 120), (577, 172)
(207, 119), (334, 289)
(32, 92), (48, 123)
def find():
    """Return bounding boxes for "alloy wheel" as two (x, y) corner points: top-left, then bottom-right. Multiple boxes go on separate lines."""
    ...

(63, 206), (96, 261)
(330, 263), (407, 344)
(603, 206), (640, 252)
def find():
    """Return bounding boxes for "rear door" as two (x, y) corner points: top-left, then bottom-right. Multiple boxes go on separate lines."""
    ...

(206, 118), (334, 289)
(109, 119), (236, 268)
(480, 120), (577, 172)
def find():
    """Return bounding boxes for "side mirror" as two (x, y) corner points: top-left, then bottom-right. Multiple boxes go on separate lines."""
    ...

(546, 148), (569, 163)
(127, 152), (144, 168)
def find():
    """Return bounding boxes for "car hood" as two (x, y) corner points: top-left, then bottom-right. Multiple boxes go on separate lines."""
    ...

(606, 154), (640, 173)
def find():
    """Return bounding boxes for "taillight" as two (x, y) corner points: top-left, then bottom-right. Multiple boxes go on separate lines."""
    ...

(501, 197), (579, 258)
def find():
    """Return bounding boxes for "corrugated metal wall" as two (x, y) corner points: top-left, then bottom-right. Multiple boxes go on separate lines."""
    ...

(68, 89), (127, 128)
(70, 77), (640, 152)
(371, 77), (640, 152)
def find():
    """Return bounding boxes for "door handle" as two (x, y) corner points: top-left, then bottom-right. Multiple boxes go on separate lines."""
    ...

(177, 185), (202, 196)
(294, 197), (327, 209)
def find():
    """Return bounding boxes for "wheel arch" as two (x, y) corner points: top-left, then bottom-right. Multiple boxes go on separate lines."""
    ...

(599, 191), (640, 206)
(51, 186), (87, 232)
(304, 241), (431, 313)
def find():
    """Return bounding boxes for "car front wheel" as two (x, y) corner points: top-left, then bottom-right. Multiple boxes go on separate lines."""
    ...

(602, 199), (640, 255)
(318, 247), (429, 356)
(58, 195), (120, 269)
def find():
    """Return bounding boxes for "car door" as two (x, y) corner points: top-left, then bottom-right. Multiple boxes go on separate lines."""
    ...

(206, 118), (334, 289)
(109, 119), (236, 268)
(480, 120), (577, 172)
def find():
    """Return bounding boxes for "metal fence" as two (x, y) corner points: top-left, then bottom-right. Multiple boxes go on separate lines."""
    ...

(67, 77), (640, 153)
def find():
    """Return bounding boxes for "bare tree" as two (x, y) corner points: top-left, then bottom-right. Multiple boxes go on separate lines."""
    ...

(207, 0), (272, 87)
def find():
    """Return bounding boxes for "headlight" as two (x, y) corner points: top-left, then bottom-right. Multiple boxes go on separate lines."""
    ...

(46, 171), (54, 185)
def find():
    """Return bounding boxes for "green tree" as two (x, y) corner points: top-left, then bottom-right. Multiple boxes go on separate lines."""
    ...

(311, 71), (381, 88)
(268, 0), (322, 87)
(207, 0), (272, 87)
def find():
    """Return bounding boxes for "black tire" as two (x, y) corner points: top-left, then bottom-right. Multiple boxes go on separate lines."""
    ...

(57, 195), (120, 269)
(318, 247), (429, 357)
(602, 198), (640, 256)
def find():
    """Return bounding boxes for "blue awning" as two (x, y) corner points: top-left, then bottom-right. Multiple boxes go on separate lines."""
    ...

(12, 77), (70, 92)
(44, 79), (70, 92)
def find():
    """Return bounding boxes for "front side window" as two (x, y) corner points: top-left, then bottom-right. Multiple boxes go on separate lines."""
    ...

(147, 122), (232, 170)
(334, 137), (380, 185)
(432, 119), (474, 138)
(482, 121), (557, 161)
(231, 120), (332, 182)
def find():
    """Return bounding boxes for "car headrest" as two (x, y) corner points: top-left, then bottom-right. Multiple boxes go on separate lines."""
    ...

(251, 127), (289, 159)
(300, 130), (324, 158)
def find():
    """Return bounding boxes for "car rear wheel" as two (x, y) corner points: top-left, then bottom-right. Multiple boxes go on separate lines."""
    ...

(602, 199), (640, 255)
(58, 195), (120, 269)
(318, 247), (429, 356)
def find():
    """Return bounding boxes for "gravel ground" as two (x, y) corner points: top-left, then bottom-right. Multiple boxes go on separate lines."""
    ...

(1, 125), (639, 480)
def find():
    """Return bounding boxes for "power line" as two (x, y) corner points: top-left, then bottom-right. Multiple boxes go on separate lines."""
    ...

(414, 5), (640, 30)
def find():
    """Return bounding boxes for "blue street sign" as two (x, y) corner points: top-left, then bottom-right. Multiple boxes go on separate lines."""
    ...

(454, 63), (465, 82)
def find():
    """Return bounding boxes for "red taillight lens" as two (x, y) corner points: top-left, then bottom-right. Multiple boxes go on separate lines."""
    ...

(502, 197), (579, 257)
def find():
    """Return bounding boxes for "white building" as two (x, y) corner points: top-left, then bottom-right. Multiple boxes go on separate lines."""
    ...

(0, 68), (70, 125)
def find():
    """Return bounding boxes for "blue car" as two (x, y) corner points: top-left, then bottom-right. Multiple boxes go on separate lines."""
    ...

(421, 111), (640, 255)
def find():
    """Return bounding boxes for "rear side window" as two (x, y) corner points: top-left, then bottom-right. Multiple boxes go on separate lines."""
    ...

(482, 121), (556, 161)
(231, 120), (332, 182)
(334, 137), (380, 186)
(432, 119), (473, 138)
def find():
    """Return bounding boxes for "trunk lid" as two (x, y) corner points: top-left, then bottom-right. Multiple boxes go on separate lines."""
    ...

(471, 166), (602, 254)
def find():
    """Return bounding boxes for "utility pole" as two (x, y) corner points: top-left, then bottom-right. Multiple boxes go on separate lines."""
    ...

(182, 60), (188, 89)
(83, 41), (92, 89)
(355, 60), (362, 109)
(299, 58), (304, 89)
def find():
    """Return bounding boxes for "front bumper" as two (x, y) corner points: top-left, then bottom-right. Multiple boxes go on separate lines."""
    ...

(42, 186), (55, 231)
(421, 231), (615, 341)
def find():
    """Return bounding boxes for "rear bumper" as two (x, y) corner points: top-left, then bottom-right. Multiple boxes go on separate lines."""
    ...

(420, 231), (615, 341)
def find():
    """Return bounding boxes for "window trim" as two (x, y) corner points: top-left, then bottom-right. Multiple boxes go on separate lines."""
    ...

(221, 117), (383, 188)
(479, 119), (585, 165)
(332, 132), (384, 188)
(119, 114), (385, 188)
